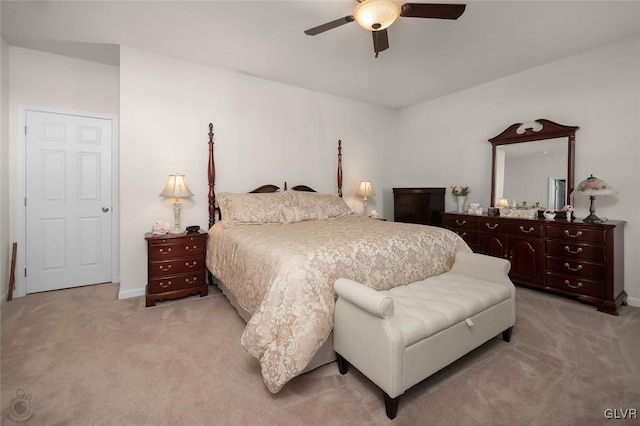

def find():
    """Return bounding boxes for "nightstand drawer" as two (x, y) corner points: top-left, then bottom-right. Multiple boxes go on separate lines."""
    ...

(149, 258), (206, 278)
(148, 271), (206, 294)
(148, 241), (205, 260)
(546, 273), (605, 299)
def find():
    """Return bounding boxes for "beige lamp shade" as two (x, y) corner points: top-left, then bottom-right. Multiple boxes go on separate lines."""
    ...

(159, 174), (194, 200)
(569, 174), (617, 223)
(353, 0), (401, 31)
(357, 181), (376, 197)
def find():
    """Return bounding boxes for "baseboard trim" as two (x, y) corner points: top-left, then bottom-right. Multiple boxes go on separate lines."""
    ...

(119, 287), (145, 300)
(626, 295), (640, 308)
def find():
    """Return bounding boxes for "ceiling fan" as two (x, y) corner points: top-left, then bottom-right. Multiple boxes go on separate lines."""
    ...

(304, 1), (466, 57)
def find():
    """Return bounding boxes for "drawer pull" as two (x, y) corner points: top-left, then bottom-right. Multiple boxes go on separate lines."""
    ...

(563, 262), (583, 272)
(564, 279), (583, 289)
(455, 219), (467, 226)
(185, 261), (197, 268)
(158, 248), (172, 255)
(564, 246), (583, 254)
(185, 277), (198, 285)
(519, 226), (534, 234)
(158, 265), (172, 272)
(458, 232), (467, 238)
(485, 223), (499, 230)
(185, 245), (197, 252)
(564, 230), (583, 238)
(159, 281), (172, 288)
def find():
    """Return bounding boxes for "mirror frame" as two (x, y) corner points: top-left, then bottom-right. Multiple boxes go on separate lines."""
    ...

(489, 118), (579, 209)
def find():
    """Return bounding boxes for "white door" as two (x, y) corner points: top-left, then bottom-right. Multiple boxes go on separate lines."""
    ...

(25, 110), (112, 293)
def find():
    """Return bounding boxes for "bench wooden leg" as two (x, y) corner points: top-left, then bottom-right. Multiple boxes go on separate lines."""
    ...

(336, 353), (349, 374)
(384, 393), (401, 419)
(502, 326), (513, 342)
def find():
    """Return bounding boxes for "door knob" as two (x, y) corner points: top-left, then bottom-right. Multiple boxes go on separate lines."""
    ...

(102, 207), (109, 212)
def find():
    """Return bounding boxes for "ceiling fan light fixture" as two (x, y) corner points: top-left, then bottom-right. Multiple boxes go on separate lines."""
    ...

(354, 0), (401, 31)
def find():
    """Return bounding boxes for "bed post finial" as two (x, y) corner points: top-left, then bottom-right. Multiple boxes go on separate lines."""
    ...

(337, 140), (343, 198)
(208, 123), (216, 229)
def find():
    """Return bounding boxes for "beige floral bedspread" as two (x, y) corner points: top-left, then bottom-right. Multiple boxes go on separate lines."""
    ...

(206, 215), (470, 393)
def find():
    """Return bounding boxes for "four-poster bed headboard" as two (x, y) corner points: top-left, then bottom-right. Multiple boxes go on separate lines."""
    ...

(207, 123), (343, 228)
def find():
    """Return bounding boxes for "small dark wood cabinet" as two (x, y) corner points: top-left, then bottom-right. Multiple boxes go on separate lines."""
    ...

(145, 231), (208, 307)
(442, 212), (627, 315)
(393, 188), (445, 226)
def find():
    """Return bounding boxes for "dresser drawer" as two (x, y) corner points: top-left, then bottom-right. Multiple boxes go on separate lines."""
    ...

(546, 257), (605, 280)
(546, 225), (606, 243)
(546, 273), (605, 299)
(148, 271), (206, 294)
(479, 218), (505, 232)
(451, 230), (479, 246)
(545, 241), (605, 262)
(507, 222), (543, 238)
(149, 258), (206, 278)
(148, 241), (205, 260)
(443, 215), (479, 231)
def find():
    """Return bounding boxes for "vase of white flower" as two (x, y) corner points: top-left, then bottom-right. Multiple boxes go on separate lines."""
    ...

(451, 185), (470, 212)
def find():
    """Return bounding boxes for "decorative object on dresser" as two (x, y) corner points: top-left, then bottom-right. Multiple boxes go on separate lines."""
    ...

(570, 174), (618, 223)
(159, 173), (194, 234)
(393, 187), (445, 226)
(450, 184), (470, 213)
(145, 231), (208, 307)
(442, 212), (626, 314)
(357, 180), (375, 215)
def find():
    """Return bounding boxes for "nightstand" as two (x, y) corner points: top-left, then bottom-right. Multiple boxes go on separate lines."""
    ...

(145, 231), (208, 307)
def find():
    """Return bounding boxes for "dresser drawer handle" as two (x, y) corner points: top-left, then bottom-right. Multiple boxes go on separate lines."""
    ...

(457, 232), (467, 238)
(563, 262), (583, 272)
(185, 277), (198, 285)
(564, 230), (583, 238)
(455, 219), (467, 226)
(159, 281), (172, 288)
(519, 226), (534, 234)
(564, 279), (583, 289)
(564, 246), (583, 254)
(185, 261), (197, 268)
(158, 265), (172, 272)
(485, 223), (499, 230)
(158, 248), (172, 255)
(185, 245), (197, 252)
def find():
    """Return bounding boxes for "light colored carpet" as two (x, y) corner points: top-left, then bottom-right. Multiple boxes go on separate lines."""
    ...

(1, 283), (639, 425)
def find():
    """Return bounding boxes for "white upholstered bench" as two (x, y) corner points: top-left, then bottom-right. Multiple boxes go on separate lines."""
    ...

(333, 251), (516, 419)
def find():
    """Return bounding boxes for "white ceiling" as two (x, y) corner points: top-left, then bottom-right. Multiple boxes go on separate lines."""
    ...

(2, 0), (639, 109)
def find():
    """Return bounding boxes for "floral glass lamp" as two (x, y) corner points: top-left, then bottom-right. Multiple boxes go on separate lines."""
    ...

(159, 174), (194, 234)
(357, 181), (375, 215)
(569, 174), (618, 223)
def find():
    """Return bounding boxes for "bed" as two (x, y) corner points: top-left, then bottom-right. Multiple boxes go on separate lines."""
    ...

(204, 124), (471, 393)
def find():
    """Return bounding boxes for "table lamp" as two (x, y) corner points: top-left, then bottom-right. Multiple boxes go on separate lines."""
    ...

(569, 174), (617, 223)
(357, 181), (375, 215)
(159, 174), (194, 234)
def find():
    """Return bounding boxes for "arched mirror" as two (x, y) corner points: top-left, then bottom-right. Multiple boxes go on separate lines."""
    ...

(489, 119), (579, 211)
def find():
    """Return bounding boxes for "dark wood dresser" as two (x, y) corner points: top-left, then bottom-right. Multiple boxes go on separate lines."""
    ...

(145, 231), (208, 307)
(442, 212), (626, 315)
(393, 188), (445, 226)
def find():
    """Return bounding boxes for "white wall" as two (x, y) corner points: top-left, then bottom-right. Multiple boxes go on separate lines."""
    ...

(118, 47), (395, 298)
(394, 36), (640, 304)
(7, 47), (119, 297)
(0, 36), (9, 300)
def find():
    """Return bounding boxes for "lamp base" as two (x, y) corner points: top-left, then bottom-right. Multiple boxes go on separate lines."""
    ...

(582, 214), (604, 223)
(169, 228), (185, 235)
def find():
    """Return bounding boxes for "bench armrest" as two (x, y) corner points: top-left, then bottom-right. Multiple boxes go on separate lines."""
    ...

(334, 278), (394, 319)
(449, 251), (512, 287)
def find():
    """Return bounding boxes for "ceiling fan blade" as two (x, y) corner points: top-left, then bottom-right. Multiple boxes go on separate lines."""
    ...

(304, 16), (355, 35)
(372, 29), (389, 57)
(400, 3), (466, 19)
